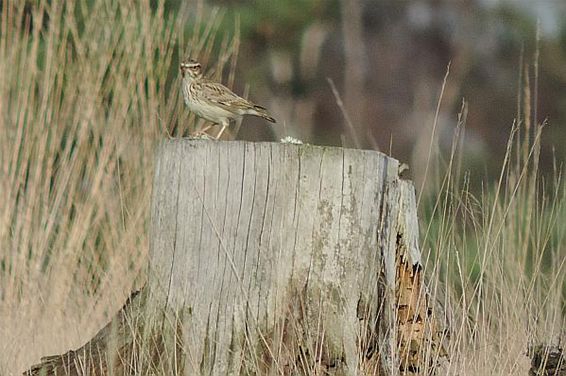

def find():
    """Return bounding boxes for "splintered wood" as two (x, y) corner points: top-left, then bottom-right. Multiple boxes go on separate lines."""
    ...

(396, 182), (447, 374)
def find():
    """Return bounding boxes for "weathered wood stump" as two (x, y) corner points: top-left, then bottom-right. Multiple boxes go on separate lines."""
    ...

(149, 140), (442, 375)
(25, 140), (445, 375)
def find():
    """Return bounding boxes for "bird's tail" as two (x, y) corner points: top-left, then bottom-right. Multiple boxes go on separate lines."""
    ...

(247, 104), (276, 123)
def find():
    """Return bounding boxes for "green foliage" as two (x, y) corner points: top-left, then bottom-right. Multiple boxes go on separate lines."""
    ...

(211, 0), (339, 48)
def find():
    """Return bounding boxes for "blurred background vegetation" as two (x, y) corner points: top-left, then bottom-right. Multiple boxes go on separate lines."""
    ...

(182, 0), (566, 190)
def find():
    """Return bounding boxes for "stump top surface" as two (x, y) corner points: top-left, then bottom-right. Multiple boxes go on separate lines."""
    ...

(160, 139), (398, 164)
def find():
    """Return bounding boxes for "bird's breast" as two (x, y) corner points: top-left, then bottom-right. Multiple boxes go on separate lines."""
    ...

(184, 89), (235, 123)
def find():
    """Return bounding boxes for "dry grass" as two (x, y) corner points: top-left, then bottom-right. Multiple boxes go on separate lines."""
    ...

(419, 107), (566, 373)
(0, 0), (564, 375)
(0, 0), (238, 373)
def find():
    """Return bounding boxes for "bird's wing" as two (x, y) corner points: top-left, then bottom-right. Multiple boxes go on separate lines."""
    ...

(196, 80), (255, 113)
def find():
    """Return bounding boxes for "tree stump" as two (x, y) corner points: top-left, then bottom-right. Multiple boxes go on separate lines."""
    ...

(149, 140), (442, 375)
(25, 140), (445, 375)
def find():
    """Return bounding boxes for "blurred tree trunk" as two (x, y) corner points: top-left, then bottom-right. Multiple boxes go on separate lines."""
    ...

(340, 0), (368, 148)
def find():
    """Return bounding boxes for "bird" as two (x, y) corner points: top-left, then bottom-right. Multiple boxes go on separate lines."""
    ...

(180, 59), (276, 139)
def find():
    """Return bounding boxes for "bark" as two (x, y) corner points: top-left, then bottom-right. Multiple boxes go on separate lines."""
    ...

(23, 289), (183, 376)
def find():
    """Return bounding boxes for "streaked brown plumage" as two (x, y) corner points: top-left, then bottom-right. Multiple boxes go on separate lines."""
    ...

(180, 59), (275, 139)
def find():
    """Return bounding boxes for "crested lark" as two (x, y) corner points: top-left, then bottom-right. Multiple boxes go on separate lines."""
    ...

(180, 59), (276, 139)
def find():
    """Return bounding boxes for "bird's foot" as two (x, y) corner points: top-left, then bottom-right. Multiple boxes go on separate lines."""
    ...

(187, 133), (214, 141)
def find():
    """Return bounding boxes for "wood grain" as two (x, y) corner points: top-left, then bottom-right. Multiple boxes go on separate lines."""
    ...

(149, 140), (404, 375)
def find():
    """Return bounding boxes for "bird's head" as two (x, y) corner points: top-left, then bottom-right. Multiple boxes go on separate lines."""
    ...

(180, 59), (203, 79)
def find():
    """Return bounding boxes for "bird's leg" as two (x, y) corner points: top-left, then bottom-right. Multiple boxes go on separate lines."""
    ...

(187, 121), (214, 140)
(215, 119), (230, 140)
(193, 123), (213, 136)
(199, 124), (213, 134)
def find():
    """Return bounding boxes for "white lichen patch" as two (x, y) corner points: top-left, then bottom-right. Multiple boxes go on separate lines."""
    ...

(280, 136), (304, 144)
